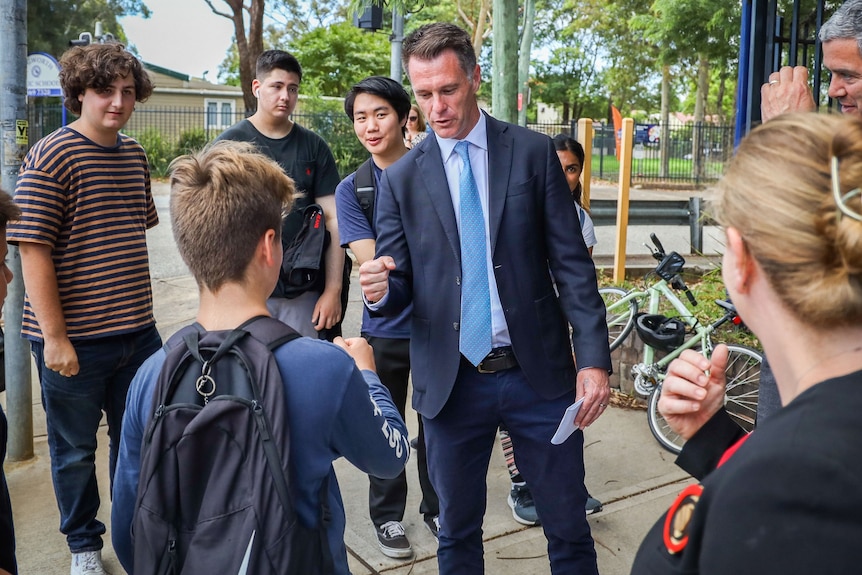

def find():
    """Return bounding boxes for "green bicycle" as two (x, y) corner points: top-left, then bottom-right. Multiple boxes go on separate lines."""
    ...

(600, 233), (762, 453)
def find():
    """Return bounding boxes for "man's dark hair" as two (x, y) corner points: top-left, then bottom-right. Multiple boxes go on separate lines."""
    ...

(553, 134), (585, 165)
(59, 43), (154, 115)
(256, 50), (303, 82)
(401, 23), (476, 78)
(344, 76), (412, 133)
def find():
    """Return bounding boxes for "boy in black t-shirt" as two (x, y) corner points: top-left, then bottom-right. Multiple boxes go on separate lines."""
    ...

(217, 50), (346, 340)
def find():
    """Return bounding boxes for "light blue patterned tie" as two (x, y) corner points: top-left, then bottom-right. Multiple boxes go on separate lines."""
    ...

(455, 141), (492, 366)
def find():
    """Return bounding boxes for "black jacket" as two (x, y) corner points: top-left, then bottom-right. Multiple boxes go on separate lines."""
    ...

(632, 370), (862, 575)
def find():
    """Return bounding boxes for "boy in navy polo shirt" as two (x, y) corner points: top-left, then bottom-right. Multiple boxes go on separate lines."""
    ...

(335, 77), (440, 559)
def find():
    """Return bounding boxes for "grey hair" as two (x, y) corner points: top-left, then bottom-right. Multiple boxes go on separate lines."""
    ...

(820, 0), (862, 55)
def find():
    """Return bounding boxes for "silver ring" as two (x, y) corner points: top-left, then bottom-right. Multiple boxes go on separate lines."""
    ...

(769, 79), (779, 85)
(599, 403), (607, 407)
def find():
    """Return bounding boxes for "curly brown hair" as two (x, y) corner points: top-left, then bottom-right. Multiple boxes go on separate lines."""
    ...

(59, 43), (154, 115)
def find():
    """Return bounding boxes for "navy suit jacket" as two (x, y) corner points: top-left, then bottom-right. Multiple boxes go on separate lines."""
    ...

(374, 113), (611, 418)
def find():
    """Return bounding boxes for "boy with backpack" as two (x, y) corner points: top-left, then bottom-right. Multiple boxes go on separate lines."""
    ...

(335, 76), (439, 559)
(111, 140), (410, 574)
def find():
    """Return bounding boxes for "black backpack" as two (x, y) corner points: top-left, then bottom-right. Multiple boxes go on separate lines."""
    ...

(132, 316), (334, 575)
(281, 203), (330, 298)
(353, 158), (376, 226)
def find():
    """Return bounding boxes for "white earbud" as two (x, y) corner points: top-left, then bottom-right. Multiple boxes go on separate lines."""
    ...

(255, 90), (260, 98)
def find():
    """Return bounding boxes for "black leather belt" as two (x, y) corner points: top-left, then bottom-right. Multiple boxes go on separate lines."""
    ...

(468, 347), (518, 374)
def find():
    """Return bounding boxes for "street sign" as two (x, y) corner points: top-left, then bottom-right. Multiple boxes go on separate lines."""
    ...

(27, 52), (62, 98)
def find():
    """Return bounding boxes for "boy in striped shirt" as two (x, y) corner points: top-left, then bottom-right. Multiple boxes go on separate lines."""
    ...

(7, 43), (161, 575)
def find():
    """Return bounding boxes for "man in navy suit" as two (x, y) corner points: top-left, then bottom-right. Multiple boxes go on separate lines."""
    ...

(359, 23), (611, 574)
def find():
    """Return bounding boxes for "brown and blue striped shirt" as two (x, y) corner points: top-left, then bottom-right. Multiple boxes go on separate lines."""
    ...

(7, 127), (158, 341)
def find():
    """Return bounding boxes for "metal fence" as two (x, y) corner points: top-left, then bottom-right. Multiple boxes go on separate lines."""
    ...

(29, 102), (368, 179)
(739, 0), (829, 134)
(528, 120), (734, 185)
(29, 103), (732, 185)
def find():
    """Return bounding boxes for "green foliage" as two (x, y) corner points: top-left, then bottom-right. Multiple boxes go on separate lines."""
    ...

(217, 43), (242, 86)
(588, 154), (726, 182)
(270, 0), (352, 42)
(126, 127), (209, 178)
(127, 127), (173, 178)
(126, 110), (368, 182)
(174, 128), (209, 157)
(285, 22), (391, 98)
(293, 112), (368, 178)
(28, 0), (150, 58)
(528, 0), (663, 116)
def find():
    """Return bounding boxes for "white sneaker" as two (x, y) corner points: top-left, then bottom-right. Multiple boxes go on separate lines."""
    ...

(71, 550), (110, 575)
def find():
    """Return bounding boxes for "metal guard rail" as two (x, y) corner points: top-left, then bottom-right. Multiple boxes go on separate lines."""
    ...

(588, 197), (714, 254)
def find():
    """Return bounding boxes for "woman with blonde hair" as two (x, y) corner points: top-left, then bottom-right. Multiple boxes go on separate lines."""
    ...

(632, 113), (862, 574)
(404, 104), (427, 148)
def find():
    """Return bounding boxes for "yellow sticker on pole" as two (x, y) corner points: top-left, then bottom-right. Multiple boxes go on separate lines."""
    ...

(16, 120), (28, 146)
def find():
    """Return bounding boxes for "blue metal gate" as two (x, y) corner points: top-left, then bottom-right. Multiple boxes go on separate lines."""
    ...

(737, 0), (835, 141)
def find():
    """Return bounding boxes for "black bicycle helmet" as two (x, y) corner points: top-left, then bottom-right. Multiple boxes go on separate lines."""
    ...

(635, 313), (686, 352)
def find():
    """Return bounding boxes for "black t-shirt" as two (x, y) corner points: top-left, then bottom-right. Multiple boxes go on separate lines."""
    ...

(216, 119), (341, 243)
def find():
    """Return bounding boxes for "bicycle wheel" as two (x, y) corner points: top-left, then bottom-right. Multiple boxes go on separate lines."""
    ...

(722, 344), (762, 433)
(599, 287), (637, 352)
(648, 385), (685, 453)
(647, 344), (763, 454)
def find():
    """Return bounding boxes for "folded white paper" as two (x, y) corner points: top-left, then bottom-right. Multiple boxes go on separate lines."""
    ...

(551, 398), (585, 445)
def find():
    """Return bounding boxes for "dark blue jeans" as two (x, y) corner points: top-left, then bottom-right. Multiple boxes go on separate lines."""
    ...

(32, 325), (162, 553)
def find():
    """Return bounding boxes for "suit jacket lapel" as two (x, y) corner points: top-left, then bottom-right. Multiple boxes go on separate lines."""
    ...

(415, 137), (461, 263)
(486, 114), (513, 253)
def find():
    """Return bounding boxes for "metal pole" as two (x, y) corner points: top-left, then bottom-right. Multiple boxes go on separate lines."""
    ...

(689, 197), (704, 254)
(390, 9), (404, 83)
(0, 0), (33, 461)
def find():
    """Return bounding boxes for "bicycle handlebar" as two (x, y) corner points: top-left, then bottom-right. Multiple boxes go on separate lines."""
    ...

(650, 233), (666, 257)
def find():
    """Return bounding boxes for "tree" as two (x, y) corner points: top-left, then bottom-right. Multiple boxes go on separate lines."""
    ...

(517, 0), (535, 126)
(491, 0), (518, 121)
(286, 22), (391, 97)
(28, 0), (151, 57)
(529, 0), (647, 122)
(268, 0), (351, 44)
(579, 0), (657, 115)
(638, 0), (739, 178)
(457, 0), (493, 58)
(204, 0), (266, 113)
(532, 38), (605, 122)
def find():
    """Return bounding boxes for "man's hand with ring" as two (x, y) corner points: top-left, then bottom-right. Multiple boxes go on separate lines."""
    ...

(761, 65), (816, 122)
(574, 367), (610, 428)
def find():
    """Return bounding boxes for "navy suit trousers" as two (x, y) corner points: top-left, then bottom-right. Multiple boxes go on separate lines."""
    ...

(423, 361), (598, 575)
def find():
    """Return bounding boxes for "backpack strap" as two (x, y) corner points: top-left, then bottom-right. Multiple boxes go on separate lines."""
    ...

(353, 158), (376, 227)
(163, 322), (204, 352)
(235, 315), (301, 350)
(317, 477), (335, 574)
(231, 316), (335, 573)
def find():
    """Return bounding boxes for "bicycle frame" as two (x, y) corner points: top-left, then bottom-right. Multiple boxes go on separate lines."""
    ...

(608, 279), (717, 394)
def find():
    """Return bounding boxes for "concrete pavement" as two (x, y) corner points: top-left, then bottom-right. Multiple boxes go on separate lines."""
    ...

(3, 181), (704, 574)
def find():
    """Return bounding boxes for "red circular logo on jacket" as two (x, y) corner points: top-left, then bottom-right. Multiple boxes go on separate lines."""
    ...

(663, 483), (703, 554)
